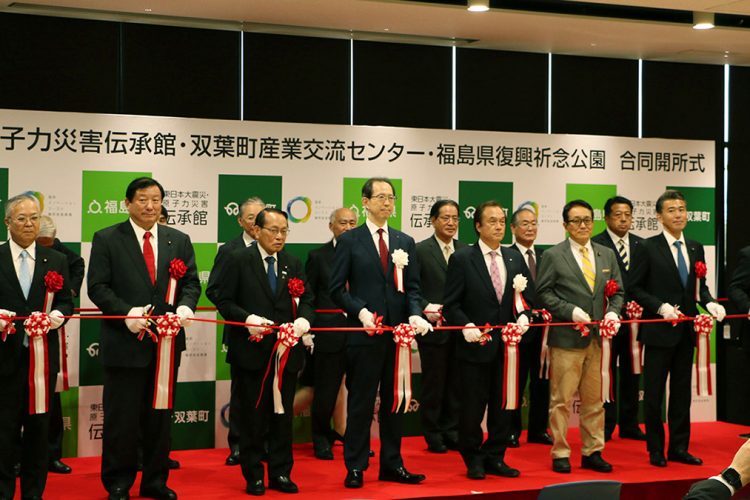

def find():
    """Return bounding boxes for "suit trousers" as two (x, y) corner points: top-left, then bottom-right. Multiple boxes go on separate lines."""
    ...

(101, 363), (172, 494)
(236, 364), (296, 483)
(604, 330), (642, 436)
(48, 390), (65, 461)
(227, 363), (242, 452)
(509, 334), (550, 438)
(643, 331), (694, 455)
(457, 356), (510, 469)
(417, 340), (460, 446)
(549, 341), (605, 459)
(344, 340), (404, 472)
(310, 349), (347, 449)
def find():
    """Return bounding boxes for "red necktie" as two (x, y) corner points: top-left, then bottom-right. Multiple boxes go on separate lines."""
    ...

(143, 231), (156, 285)
(377, 228), (389, 274)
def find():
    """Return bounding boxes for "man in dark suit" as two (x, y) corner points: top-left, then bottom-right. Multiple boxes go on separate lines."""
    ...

(305, 207), (357, 460)
(443, 200), (531, 480)
(214, 207), (315, 495)
(206, 196), (266, 467)
(506, 204), (552, 447)
(37, 215), (85, 475)
(591, 196), (646, 442)
(728, 246), (750, 349)
(630, 189), (724, 468)
(536, 200), (624, 474)
(415, 199), (465, 454)
(0, 193), (72, 500)
(330, 177), (431, 489)
(88, 177), (200, 500)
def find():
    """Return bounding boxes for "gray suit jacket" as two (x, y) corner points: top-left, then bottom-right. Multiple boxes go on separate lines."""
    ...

(536, 239), (624, 349)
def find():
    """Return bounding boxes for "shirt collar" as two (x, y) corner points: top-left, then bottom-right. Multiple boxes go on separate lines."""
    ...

(257, 243), (276, 261)
(366, 218), (388, 236)
(606, 227), (629, 246)
(662, 230), (685, 247)
(569, 238), (593, 254)
(434, 235), (453, 252)
(242, 231), (254, 247)
(477, 238), (500, 256)
(514, 241), (534, 254)
(9, 239), (36, 261)
(129, 218), (157, 243)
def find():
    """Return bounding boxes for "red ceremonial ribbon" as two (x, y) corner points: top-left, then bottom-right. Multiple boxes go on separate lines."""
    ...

(501, 323), (523, 410)
(0, 314), (16, 342)
(695, 261), (707, 302)
(166, 258), (187, 306)
(153, 313), (181, 409)
(288, 278), (304, 319)
(55, 326), (70, 392)
(257, 322), (299, 414)
(625, 301), (644, 375)
(511, 275), (530, 317)
(598, 318), (619, 403)
(538, 309), (552, 380)
(478, 323), (493, 346)
(367, 312), (384, 337)
(693, 313), (713, 396)
(394, 266), (405, 293)
(575, 322), (590, 337)
(43, 271), (63, 313)
(24, 312), (51, 414)
(391, 323), (416, 413)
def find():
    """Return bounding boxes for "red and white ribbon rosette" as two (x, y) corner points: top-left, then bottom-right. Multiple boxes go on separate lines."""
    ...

(392, 249), (409, 293)
(43, 271), (70, 392)
(625, 301), (644, 375)
(392, 323), (416, 413)
(152, 313), (181, 409)
(598, 317), (619, 403)
(258, 322), (299, 414)
(693, 313), (714, 396)
(288, 278), (304, 319)
(604, 279), (619, 314)
(24, 312), (51, 414)
(694, 261), (707, 302)
(166, 258), (187, 306)
(43, 271), (63, 313)
(538, 309), (552, 379)
(0, 313), (16, 342)
(501, 323), (524, 410)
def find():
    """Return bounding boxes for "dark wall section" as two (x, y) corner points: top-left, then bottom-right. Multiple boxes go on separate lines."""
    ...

(354, 41), (451, 129)
(552, 55), (638, 137)
(457, 48), (547, 133)
(0, 13), (118, 113)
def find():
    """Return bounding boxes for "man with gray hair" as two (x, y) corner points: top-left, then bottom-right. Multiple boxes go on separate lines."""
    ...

(0, 194), (72, 500)
(207, 196), (266, 466)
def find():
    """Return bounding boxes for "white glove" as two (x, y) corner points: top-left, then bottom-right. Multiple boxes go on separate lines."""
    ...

(658, 303), (679, 321)
(246, 314), (273, 338)
(604, 311), (621, 332)
(706, 302), (726, 322)
(293, 317), (311, 338)
(462, 323), (483, 343)
(358, 308), (377, 333)
(571, 307), (591, 324)
(48, 310), (64, 330)
(424, 303), (443, 323)
(409, 315), (433, 335)
(0, 309), (16, 331)
(516, 313), (530, 335)
(302, 333), (315, 352)
(125, 306), (150, 334)
(175, 305), (195, 328)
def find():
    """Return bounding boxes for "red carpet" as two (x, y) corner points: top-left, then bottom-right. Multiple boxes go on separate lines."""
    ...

(41, 422), (748, 499)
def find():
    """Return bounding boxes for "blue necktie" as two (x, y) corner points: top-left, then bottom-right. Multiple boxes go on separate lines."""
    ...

(19, 250), (31, 299)
(674, 241), (688, 287)
(266, 256), (277, 294)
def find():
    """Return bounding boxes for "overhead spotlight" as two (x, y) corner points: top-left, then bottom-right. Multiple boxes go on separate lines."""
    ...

(693, 11), (715, 30)
(468, 0), (489, 13)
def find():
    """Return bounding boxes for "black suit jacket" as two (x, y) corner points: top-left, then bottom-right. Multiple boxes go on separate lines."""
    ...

(305, 241), (347, 353)
(214, 244), (315, 372)
(443, 244), (532, 363)
(0, 243), (73, 377)
(591, 230), (644, 303)
(415, 235), (467, 346)
(51, 238), (85, 297)
(728, 246), (750, 348)
(206, 233), (248, 345)
(87, 221), (201, 368)
(509, 243), (543, 344)
(683, 478), (732, 500)
(630, 233), (714, 348)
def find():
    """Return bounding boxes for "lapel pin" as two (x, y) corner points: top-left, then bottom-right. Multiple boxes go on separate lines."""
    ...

(168, 240), (172, 245)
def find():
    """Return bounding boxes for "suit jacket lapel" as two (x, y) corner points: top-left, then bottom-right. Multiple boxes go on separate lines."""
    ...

(0, 244), (25, 301)
(277, 251), (291, 300)
(500, 247), (519, 298)
(249, 244), (275, 300)
(429, 236), (448, 272)
(156, 225), (172, 285)
(656, 234), (684, 287)
(592, 245), (607, 297)
(119, 222), (155, 289)
(357, 225), (385, 278)
(562, 241), (591, 294)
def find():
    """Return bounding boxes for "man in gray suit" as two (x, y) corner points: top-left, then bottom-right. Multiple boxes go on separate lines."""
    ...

(415, 200), (466, 453)
(536, 200), (624, 475)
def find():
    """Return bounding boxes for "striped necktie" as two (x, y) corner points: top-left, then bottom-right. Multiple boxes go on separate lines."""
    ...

(580, 246), (595, 292)
(618, 239), (629, 272)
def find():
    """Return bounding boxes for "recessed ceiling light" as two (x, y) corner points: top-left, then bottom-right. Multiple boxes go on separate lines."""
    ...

(467, 0), (489, 13)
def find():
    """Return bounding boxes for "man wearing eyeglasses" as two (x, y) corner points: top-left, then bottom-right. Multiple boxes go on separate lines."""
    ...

(630, 190), (724, 468)
(536, 200), (624, 474)
(415, 200), (466, 454)
(330, 177), (432, 489)
(214, 207), (315, 495)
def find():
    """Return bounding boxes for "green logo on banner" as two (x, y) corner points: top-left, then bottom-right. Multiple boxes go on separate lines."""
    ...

(78, 319), (104, 387)
(82, 171), (150, 242)
(171, 381), (215, 450)
(457, 181), (513, 245)
(60, 387), (79, 458)
(342, 177), (402, 230)
(667, 186), (715, 246)
(0, 168), (7, 240)
(565, 184), (617, 236)
(217, 175), (282, 243)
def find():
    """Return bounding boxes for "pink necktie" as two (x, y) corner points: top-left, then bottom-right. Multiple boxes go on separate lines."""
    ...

(489, 251), (504, 304)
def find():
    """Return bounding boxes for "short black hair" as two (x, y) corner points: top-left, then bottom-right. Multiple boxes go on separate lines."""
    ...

(160, 206), (169, 219)
(125, 177), (165, 202)
(511, 206), (536, 226)
(361, 177), (396, 198)
(429, 199), (459, 220)
(474, 200), (505, 235)
(562, 199), (594, 223)
(655, 189), (686, 213)
(255, 208), (288, 229)
(603, 196), (633, 216)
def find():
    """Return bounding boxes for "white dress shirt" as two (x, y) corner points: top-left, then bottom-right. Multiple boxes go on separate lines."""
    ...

(663, 230), (689, 269)
(366, 218), (389, 257)
(477, 238), (507, 285)
(129, 218), (159, 275)
(9, 239), (36, 278)
(568, 238), (596, 275)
